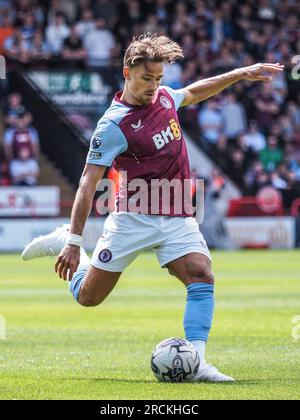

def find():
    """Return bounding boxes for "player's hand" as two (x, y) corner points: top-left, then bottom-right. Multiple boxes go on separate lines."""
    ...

(55, 245), (80, 281)
(240, 63), (284, 82)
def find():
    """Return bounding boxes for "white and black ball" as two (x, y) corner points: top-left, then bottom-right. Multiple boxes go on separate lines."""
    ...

(151, 338), (200, 383)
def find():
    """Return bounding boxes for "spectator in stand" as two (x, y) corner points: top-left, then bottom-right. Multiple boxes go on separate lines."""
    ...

(229, 149), (247, 188)
(162, 61), (183, 90)
(257, 0), (276, 21)
(47, 0), (65, 23)
(3, 26), (31, 64)
(215, 133), (230, 170)
(236, 134), (256, 168)
(290, 152), (300, 181)
(0, 11), (14, 55)
(210, 168), (226, 197)
(75, 8), (95, 41)
(243, 120), (266, 153)
(46, 12), (70, 57)
(214, 47), (237, 72)
(253, 171), (271, 192)
(14, 0), (44, 26)
(264, 53), (288, 106)
(221, 92), (247, 140)
(245, 160), (264, 193)
(198, 100), (223, 144)
(181, 33), (197, 62)
(254, 82), (280, 133)
(287, 102), (300, 128)
(279, 114), (295, 142)
(2, 9), (48, 65)
(3, 112), (39, 161)
(282, 170), (300, 209)
(30, 29), (50, 63)
(190, 167), (201, 205)
(143, 14), (161, 35)
(84, 17), (115, 68)
(9, 146), (39, 186)
(93, 0), (118, 31)
(181, 60), (197, 86)
(118, 0), (143, 37)
(271, 171), (287, 191)
(155, 0), (170, 26)
(173, 2), (190, 26)
(208, 8), (235, 53)
(60, 0), (77, 23)
(4, 92), (32, 128)
(284, 144), (295, 171)
(288, 171), (300, 195)
(269, 122), (283, 141)
(201, 168), (232, 250)
(259, 135), (283, 172)
(276, 41), (293, 68)
(62, 24), (86, 68)
(47, 0), (76, 25)
(0, 0), (13, 14)
(20, 11), (37, 42)
(75, 0), (92, 22)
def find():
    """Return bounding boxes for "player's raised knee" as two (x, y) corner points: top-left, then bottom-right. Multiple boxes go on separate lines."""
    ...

(200, 270), (215, 285)
(191, 268), (214, 285)
(190, 259), (215, 285)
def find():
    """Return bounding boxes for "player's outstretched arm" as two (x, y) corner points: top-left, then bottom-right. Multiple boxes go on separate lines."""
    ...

(55, 163), (106, 281)
(180, 63), (284, 107)
(69, 164), (106, 238)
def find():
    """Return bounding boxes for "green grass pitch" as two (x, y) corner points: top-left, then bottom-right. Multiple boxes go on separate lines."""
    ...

(0, 250), (299, 400)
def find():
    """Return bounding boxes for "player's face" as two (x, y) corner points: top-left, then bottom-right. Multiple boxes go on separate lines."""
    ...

(126, 62), (164, 105)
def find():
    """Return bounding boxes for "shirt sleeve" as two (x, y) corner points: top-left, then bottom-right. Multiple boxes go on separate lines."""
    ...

(161, 86), (185, 110)
(86, 117), (128, 167)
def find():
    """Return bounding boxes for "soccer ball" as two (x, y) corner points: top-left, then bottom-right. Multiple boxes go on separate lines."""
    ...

(151, 338), (200, 383)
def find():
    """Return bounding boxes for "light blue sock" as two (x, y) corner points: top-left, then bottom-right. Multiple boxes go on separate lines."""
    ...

(69, 248), (90, 302)
(184, 283), (215, 343)
(69, 266), (88, 302)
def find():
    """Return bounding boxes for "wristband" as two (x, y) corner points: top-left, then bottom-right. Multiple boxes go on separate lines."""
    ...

(67, 233), (83, 247)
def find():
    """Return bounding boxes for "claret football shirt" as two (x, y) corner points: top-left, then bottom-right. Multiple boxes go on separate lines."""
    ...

(87, 86), (193, 217)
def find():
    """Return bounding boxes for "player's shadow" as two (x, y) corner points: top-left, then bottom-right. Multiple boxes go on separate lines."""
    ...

(230, 378), (298, 386)
(67, 377), (155, 385)
(66, 377), (240, 386)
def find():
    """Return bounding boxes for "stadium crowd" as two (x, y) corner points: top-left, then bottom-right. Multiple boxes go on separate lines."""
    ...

(0, 0), (300, 211)
(0, 91), (39, 186)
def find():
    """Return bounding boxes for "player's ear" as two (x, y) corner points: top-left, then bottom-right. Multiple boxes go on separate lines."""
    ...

(123, 67), (130, 80)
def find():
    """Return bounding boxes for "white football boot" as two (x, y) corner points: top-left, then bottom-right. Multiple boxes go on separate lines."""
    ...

(193, 363), (235, 383)
(21, 225), (70, 261)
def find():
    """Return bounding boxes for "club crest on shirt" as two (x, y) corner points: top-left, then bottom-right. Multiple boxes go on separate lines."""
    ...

(99, 249), (112, 263)
(91, 132), (102, 149)
(160, 95), (172, 110)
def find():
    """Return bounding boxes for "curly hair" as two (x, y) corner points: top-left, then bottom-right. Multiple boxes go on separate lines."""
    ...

(124, 33), (184, 68)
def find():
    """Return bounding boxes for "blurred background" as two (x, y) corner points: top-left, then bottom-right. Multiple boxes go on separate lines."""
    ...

(0, 0), (300, 252)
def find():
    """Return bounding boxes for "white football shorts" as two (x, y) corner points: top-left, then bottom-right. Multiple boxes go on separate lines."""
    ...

(91, 212), (211, 272)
